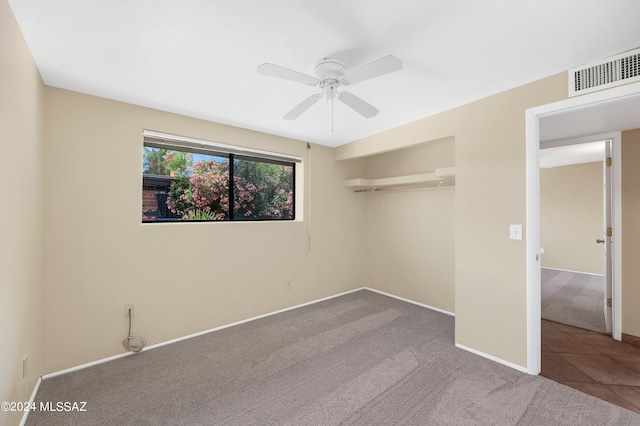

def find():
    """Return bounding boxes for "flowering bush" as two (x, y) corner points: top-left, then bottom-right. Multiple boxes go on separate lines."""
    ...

(166, 157), (293, 221)
(166, 161), (228, 220)
(190, 160), (230, 215)
(235, 160), (294, 219)
(165, 175), (196, 218)
(265, 188), (294, 218)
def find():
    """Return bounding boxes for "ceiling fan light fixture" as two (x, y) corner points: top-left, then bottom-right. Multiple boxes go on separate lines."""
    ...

(320, 79), (339, 99)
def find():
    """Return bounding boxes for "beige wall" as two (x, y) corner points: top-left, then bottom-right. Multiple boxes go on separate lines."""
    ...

(359, 138), (455, 312)
(622, 129), (640, 338)
(336, 75), (568, 368)
(41, 87), (366, 372)
(0, 1), (44, 425)
(540, 162), (604, 275)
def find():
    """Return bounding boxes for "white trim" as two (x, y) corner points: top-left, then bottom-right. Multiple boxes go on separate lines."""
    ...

(540, 132), (616, 150)
(454, 343), (529, 374)
(43, 288), (367, 379)
(42, 352), (132, 380)
(533, 81), (640, 118)
(41, 351), (137, 379)
(526, 80), (640, 375)
(613, 133), (622, 341)
(143, 129), (302, 163)
(541, 267), (604, 277)
(365, 288), (455, 316)
(19, 376), (42, 426)
(40, 287), (456, 380)
(36, 287), (543, 383)
(525, 105), (541, 375)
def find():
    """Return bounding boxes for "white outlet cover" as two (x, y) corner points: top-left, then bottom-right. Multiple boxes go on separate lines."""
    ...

(510, 224), (523, 240)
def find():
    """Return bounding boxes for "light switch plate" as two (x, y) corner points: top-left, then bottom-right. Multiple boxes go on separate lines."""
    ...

(510, 224), (523, 240)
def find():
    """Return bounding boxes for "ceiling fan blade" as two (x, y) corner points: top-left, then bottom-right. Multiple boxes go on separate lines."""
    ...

(342, 55), (402, 85)
(257, 63), (318, 86)
(339, 91), (379, 118)
(283, 94), (322, 120)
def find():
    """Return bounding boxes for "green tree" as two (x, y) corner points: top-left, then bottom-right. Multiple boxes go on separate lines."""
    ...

(165, 151), (193, 177)
(143, 147), (168, 175)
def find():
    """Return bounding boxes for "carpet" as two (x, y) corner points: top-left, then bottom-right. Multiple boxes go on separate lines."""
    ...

(26, 289), (638, 425)
(541, 268), (607, 333)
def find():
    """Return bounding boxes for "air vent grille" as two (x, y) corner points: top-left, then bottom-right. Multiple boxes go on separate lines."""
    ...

(569, 48), (640, 97)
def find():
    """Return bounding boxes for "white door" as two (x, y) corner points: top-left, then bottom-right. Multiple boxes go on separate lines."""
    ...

(602, 139), (613, 333)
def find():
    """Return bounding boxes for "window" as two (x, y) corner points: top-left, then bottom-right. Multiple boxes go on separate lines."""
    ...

(142, 131), (297, 223)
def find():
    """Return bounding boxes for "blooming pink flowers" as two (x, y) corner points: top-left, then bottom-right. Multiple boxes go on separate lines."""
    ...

(165, 159), (293, 220)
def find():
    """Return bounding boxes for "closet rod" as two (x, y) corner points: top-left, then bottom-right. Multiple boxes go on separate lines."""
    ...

(354, 180), (455, 193)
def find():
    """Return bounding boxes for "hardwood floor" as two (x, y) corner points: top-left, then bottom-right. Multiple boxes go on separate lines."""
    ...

(541, 319), (640, 414)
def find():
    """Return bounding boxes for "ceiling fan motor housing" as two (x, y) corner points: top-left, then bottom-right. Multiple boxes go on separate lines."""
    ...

(314, 58), (345, 81)
(315, 58), (345, 99)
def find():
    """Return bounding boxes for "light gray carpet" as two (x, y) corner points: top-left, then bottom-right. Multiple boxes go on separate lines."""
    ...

(26, 289), (639, 425)
(541, 268), (607, 333)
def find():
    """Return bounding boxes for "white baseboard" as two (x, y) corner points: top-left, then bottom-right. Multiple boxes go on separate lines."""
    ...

(42, 287), (368, 380)
(44, 287), (530, 387)
(19, 376), (42, 426)
(364, 287), (455, 316)
(541, 267), (604, 277)
(42, 350), (138, 380)
(455, 343), (529, 374)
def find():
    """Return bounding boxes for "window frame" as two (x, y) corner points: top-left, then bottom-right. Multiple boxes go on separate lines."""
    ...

(142, 131), (299, 223)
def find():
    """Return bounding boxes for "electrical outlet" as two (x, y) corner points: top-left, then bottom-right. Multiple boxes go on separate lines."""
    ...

(22, 356), (28, 378)
(286, 279), (292, 290)
(124, 303), (135, 318)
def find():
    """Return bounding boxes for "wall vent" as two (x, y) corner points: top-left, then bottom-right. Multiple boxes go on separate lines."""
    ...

(569, 48), (640, 97)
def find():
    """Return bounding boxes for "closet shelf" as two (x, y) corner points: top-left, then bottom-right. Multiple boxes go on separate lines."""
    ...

(345, 167), (455, 192)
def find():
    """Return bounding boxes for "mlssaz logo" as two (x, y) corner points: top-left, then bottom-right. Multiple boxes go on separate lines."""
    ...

(39, 401), (87, 412)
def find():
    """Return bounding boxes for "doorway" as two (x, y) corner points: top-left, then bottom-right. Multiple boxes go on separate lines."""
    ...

(539, 140), (609, 334)
(525, 81), (640, 375)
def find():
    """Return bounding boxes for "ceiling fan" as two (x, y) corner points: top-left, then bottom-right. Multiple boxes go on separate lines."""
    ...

(257, 55), (402, 120)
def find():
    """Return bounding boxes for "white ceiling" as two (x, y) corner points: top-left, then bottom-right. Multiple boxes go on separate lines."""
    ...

(8, 0), (640, 147)
(539, 141), (604, 168)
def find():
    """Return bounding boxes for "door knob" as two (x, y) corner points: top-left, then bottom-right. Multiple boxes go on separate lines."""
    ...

(596, 239), (605, 244)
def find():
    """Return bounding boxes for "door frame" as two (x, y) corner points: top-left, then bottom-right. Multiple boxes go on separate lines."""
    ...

(525, 81), (640, 375)
(604, 138), (614, 334)
(538, 134), (618, 332)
